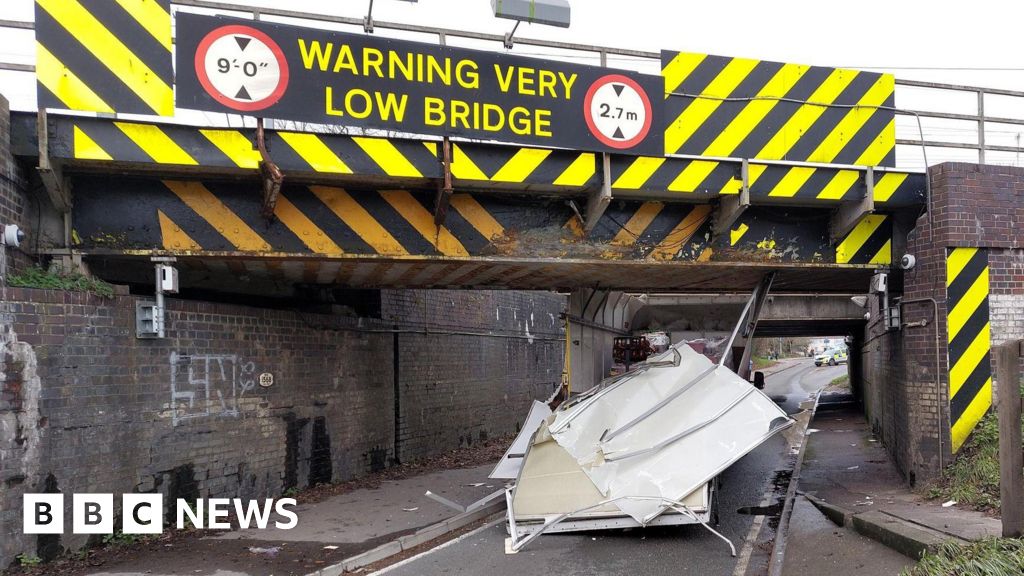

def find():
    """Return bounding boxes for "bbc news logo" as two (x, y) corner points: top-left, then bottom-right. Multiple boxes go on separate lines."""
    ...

(23, 494), (298, 534)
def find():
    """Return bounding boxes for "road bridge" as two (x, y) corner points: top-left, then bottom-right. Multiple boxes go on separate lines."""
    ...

(3, 4), (1024, 570)
(6, 1), (932, 297)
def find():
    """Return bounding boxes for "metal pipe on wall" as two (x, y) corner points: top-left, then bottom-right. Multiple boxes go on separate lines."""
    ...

(899, 297), (943, 470)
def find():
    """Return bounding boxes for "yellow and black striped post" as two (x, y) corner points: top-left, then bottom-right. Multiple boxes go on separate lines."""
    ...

(946, 247), (992, 453)
(35, 0), (173, 116)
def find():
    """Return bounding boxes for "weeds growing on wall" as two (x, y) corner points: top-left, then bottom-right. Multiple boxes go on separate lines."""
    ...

(7, 266), (114, 298)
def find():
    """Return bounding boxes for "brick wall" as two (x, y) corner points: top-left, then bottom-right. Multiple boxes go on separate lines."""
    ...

(0, 94), (32, 276)
(989, 250), (1024, 345)
(861, 163), (1024, 485)
(0, 286), (564, 565)
(381, 290), (563, 462)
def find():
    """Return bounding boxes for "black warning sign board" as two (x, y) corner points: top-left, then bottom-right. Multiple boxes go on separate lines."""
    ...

(175, 13), (662, 155)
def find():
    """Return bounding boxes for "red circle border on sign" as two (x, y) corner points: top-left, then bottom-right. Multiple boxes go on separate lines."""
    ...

(194, 24), (290, 112)
(583, 74), (653, 150)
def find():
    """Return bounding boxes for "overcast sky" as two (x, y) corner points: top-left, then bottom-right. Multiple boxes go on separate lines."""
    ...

(3, 0), (1023, 167)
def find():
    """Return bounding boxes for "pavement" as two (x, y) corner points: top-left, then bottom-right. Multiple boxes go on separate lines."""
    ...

(782, 494), (914, 575)
(80, 465), (502, 576)
(211, 465), (499, 545)
(782, 398), (1002, 574)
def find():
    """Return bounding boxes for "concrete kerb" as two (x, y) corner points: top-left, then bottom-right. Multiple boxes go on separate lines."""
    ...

(767, 388), (822, 576)
(850, 511), (954, 561)
(305, 497), (507, 576)
(803, 493), (852, 527)
(803, 495), (967, 561)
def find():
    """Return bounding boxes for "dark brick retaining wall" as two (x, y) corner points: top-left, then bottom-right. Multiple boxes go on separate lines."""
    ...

(0, 286), (564, 565)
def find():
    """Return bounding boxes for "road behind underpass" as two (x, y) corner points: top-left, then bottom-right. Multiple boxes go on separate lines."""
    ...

(378, 358), (847, 576)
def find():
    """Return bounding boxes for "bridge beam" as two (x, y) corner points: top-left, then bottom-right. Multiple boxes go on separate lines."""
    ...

(36, 111), (71, 214)
(713, 159), (751, 237)
(584, 153), (613, 233)
(831, 167), (876, 243)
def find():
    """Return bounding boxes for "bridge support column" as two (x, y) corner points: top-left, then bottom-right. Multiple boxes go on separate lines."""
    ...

(565, 289), (644, 393)
(861, 163), (1024, 485)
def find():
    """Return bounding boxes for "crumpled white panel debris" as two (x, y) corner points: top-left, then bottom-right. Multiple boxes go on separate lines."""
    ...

(490, 400), (552, 479)
(549, 343), (791, 523)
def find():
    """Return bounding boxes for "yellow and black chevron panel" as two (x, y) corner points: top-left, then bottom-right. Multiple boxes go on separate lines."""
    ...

(749, 164), (864, 201)
(421, 142), (598, 189)
(53, 117), (600, 186)
(748, 165), (923, 205)
(48, 115), (927, 205)
(273, 132), (441, 179)
(662, 51), (895, 167)
(76, 178), (511, 257)
(53, 117), (441, 177)
(609, 156), (740, 196)
(72, 174), (899, 267)
(563, 202), (714, 261)
(35, 0), (173, 116)
(946, 248), (992, 453)
(55, 118), (261, 169)
(71, 176), (719, 261)
(609, 155), (923, 204)
(835, 215), (892, 265)
(874, 172), (926, 207)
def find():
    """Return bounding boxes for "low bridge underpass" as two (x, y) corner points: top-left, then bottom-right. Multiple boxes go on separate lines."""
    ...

(565, 290), (866, 391)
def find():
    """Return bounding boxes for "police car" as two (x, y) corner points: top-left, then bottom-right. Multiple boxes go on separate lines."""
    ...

(815, 348), (848, 366)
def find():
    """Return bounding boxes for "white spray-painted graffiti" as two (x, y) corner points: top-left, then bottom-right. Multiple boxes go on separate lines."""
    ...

(170, 352), (259, 424)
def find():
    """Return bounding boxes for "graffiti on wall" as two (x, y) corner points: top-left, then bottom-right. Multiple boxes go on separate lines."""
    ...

(170, 352), (259, 424)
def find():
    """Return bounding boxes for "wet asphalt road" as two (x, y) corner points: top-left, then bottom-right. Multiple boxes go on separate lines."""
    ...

(378, 358), (848, 576)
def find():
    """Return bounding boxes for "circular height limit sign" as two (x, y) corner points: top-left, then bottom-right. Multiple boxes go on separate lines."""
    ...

(194, 24), (289, 112)
(584, 75), (653, 150)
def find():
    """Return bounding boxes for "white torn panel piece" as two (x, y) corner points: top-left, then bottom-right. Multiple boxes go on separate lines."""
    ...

(510, 341), (792, 530)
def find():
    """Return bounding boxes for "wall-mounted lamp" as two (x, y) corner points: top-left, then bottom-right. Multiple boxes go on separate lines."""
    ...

(0, 224), (25, 284)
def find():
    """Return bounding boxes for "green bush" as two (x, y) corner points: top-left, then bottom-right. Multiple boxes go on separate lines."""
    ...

(15, 554), (41, 567)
